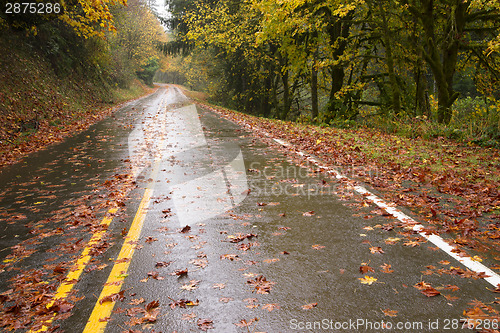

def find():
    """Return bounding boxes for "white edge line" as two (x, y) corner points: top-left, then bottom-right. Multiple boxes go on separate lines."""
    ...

(271, 135), (500, 288)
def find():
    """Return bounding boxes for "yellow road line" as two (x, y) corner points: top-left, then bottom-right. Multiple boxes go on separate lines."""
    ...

(83, 162), (159, 333)
(31, 207), (118, 333)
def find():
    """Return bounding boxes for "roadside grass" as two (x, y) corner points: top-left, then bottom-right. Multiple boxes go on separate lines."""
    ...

(189, 93), (499, 186)
(360, 104), (500, 149)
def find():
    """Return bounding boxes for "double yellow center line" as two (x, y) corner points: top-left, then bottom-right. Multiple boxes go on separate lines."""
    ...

(83, 164), (158, 332)
(32, 89), (169, 333)
(33, 161), (159, 333)
(31, 207), (118, 332)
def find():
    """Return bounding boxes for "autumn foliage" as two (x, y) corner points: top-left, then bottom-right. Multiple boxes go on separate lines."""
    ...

(165, 0), (500, 145)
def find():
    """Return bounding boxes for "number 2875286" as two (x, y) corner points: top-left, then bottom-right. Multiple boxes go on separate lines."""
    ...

(5, 2), (62, 14)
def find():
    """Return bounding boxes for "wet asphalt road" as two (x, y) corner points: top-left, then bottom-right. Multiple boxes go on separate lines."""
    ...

(0, 85), (499, 333)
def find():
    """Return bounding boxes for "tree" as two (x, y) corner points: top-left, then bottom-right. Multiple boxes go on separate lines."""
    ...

(254, 0), (360, 120)
(0, 0), (127, 39)
(165, 0), (500, 129)
(403, 0), (500, 123)
(108, 0), (166, 86)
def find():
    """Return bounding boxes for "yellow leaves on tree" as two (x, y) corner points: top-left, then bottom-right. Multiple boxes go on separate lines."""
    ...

(111, 0), (165, 70)
(60, 0), (127, 39)
(184, 0), (261, 53)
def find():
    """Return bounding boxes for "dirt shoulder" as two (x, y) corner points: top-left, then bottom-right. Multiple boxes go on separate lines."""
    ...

(188, 94), (500, 263)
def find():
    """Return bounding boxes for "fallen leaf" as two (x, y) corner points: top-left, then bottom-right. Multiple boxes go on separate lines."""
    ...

(380, 263), (394, 273)
(360, 264), (375, 274)
(262, 303), (280, 312)
(145, 236), (157, 243)
(243, 298), (259, 308)
(147, 271), (164, 280)
(172, 268), (188, 277)
(181, 280), (200, 291)
(155, 261), (172, 268)
(382, 309), (398, 317)
(99, 290), (125, 304)
(180, 225), (191, 233)
(369, 246), (384, 254)
(302, 302), (318, 310)
(235, 318), (258, 327)
(212, 283), (226, 290)
(444, 284), (460, 291)
(182, 312), (197, 320)
(414, 281), (440, 297)
(228, 233), (257, 243)
(169, 298), (199, 309)
(145, 300), (160, 312)
(404, 240), (420, 247)
(359, 276), (378, 285)
(197, 318), (214, 331)
(263, 258), (280, 263)
(385, 237), (400, 245)
(443, 294), (459, 301)
(189, 258), (208, 268)
(129, 298), (145, 305)
(220, 254), (240, 261)
(247, 275), (275, 294)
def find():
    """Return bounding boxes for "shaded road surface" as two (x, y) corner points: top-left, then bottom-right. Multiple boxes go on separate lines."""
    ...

(0, 85), (499, 332)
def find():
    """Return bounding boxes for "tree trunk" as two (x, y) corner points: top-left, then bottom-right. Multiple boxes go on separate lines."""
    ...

(311, 54), (319, 120)
(328, 66), (345, 117)
(417, 0), (466, 124)
(411, 16), (430, 118)
(378, 0), (401, 115)
(281, 69), (291, 120)
(325, 12), (353, 119)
